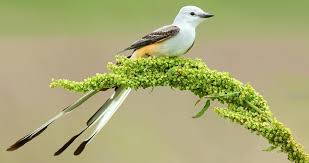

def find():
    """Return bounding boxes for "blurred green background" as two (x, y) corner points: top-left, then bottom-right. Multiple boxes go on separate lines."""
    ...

(1, 0), (308, 163)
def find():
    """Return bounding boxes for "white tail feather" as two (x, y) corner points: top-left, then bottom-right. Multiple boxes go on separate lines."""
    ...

(7, 90), (98, 151)
(89, 87), (131, 140)
(73, 87), (131, 155)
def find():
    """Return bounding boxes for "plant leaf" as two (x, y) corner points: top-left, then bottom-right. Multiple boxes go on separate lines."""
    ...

(192, 99), (211, 118)
(263, 145), (277, 152)
(195, 98), (202, 106)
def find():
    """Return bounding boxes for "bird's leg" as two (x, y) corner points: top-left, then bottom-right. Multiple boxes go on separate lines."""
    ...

(145, 53), (151, 57)
(100, 88), (109, 92)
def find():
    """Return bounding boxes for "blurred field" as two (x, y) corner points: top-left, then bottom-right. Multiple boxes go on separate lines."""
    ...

(1, 0), (308, 163)
(1, 0), (309, 35)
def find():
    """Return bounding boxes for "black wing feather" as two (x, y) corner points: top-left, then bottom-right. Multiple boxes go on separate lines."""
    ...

(123, 25), (180, 51)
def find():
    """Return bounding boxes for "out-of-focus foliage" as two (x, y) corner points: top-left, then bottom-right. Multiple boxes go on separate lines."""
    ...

(1, 0), (308, 35)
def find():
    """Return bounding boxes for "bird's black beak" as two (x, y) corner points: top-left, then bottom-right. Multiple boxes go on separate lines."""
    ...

(199, 13), (214, 18)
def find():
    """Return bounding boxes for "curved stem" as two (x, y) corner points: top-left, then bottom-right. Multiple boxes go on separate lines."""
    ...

(50, 56), (308, 162)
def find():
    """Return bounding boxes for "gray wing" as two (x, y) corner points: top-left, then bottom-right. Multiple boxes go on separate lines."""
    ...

(122, 25), (180, 51)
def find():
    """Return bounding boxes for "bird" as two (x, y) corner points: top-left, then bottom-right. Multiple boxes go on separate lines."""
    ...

(7, 5), (214, 155)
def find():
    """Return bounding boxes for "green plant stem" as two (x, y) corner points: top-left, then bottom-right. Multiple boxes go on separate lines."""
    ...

(206, 92), (240, 99)
(50, 56), (308, 162)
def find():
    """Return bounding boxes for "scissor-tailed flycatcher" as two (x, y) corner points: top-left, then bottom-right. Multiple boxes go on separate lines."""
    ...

(7, 6), (213, 155)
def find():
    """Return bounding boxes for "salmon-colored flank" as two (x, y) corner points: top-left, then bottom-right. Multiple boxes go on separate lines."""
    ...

(133, 43), (160, 58)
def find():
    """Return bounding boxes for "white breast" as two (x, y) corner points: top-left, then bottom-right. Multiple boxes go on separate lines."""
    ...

(157, 25), (196, 56)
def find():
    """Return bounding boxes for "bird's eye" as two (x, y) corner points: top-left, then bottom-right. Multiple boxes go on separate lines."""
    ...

(190, 12), (195, 16)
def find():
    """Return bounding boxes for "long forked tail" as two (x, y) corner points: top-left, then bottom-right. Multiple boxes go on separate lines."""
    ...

(76, 87), (131, 155)
(54, 87), (131, 156)
(6, 90), (98, 151)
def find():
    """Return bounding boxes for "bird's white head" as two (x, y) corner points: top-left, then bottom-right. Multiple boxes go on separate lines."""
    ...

(173, 6), (214, 28)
